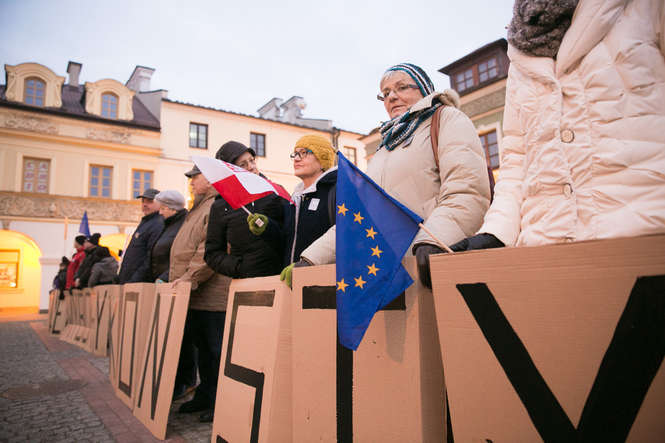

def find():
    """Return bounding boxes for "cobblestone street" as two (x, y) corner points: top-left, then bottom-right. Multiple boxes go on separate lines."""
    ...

(0, 314), (212, 443)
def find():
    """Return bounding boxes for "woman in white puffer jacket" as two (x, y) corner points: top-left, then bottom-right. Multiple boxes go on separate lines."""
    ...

(453, 0), (665, 251)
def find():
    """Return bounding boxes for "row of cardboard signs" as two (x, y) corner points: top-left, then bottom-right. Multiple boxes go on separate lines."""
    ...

(47, 235), (665, 442)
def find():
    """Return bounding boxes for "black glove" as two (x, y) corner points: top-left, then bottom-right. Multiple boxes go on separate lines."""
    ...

(414, 244), (446, 289)
(450, 233), (504, 252)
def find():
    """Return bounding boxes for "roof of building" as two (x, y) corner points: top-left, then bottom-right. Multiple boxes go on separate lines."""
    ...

(163, 97), (365, 137)
(439, 38), (508, 74)
(0, 83), (161, 131)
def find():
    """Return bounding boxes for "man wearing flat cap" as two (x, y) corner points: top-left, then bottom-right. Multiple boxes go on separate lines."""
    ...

(118, 188), (164, 283)
(170, 165), (231, 422)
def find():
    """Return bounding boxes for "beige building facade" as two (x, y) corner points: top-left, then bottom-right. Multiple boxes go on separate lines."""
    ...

(0, 60), (366, 312)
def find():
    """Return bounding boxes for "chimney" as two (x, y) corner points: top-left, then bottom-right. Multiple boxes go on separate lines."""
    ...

(126, 65), (156, 92)
(257, 97), (283, 119)
(280, 96), (306, 123)
(66, 61), (82, 87)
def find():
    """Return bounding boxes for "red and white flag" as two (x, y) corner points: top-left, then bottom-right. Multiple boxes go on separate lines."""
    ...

(192, 155), (292, 209)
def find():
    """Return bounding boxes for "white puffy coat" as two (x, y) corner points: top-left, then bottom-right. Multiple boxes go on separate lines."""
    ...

(480, 0), (665, 246)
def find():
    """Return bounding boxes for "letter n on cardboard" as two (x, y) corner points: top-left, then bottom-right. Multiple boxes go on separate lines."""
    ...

(431, 235), (665, 443)
(212, 275), (292, 443)
(133, 282), (190, 440)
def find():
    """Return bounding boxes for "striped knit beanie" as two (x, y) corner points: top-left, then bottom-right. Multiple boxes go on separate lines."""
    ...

(294, 135), (335, 171)
(384, 63), (435, 98)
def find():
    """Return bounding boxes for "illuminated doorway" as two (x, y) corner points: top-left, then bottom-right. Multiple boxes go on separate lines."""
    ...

(0, 230), (42, 311)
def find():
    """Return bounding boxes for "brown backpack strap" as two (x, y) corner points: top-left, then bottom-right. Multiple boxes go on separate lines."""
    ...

(430, 106), (444, 170)
(430, 105), (496, 202)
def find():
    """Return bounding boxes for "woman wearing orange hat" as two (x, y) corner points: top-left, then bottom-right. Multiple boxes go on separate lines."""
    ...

(247, 134), (337, 285)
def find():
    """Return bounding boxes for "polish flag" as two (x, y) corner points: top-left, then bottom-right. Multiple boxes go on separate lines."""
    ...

(192, 155), (292, 209)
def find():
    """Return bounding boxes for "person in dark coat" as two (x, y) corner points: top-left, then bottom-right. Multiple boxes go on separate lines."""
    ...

(117, 188), (164, 283)
(204, 141), (285, 279)
(150, 190), (187, 282)
(88, 248), (118, 287)
(247, 134), (337, 286)
(187, 141), (283, 423)
(74, 233), (111, 288)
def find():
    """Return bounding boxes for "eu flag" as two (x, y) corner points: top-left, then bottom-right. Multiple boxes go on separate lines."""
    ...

(79, 211), (91, 237)
(336, 151), (423, 350)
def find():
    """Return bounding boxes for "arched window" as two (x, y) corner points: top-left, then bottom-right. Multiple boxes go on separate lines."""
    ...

(24, 77), (45, 106)
(101, 93), (119, 118)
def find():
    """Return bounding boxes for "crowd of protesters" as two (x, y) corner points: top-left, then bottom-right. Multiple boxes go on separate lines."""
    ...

(53, 0), (665, 426)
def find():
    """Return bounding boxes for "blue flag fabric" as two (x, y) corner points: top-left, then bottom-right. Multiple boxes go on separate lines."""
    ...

(335, 152), (423, 350)
(79, 211), (91, 237)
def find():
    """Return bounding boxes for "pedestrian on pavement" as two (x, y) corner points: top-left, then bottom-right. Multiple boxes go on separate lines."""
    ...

(149, 190), (187, 283)
(300, 63), (491, 288)
(451, 0), (665, 251)
(247, 134), (338, 287)
(170, 165), (231, 421)
(66, 235), (86, 290)
(117, 188), (164, 283)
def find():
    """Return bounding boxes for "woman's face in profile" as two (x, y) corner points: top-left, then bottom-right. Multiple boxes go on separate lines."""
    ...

(380, 71), (423, 119)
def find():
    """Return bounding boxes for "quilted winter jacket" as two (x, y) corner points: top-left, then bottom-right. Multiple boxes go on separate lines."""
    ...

(480, 0), (665, 246)
(169, 187), (230, 312)
(301, 91), (491, 264)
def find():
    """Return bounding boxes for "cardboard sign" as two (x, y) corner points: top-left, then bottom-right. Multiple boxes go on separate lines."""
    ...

(72, 289), (92, 349)
(48, 290), (67, 335)
(61, 290), (81, 344)
(133, 282), (190, 440)
(89, 285), (119, 356)
(212, 276), (292, 443)
(430, 235), (665, 443)
(291, 261), (447, 443)
(108, 285), (124, 389)
(115, 283), (156, 410)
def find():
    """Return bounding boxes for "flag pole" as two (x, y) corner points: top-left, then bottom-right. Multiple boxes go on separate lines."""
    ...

(417, 223), (454, 254)
(241, 205), (264, 227)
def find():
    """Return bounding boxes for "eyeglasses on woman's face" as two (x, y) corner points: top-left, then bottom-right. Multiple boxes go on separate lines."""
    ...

(376, 83), (420, 101)
(290, 149), (314, 160)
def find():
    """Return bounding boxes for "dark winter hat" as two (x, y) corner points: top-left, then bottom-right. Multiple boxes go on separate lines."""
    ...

(384, 63), (435, 98)
(135, 188), (160, 200)
(215, 141), (255, 165)
(184, 165), (201, 177)
(60, 256), (70, 266)
(75, 235), (87, 245)
(85, 233), (101, 246)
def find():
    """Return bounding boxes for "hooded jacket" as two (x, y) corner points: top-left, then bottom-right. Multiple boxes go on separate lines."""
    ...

(88, 256), (118, 287)
(479, 0), (665, 246)
(169, 187), (231, 311)
(301, 91), (491, 264)
(75, 245), (111, 288)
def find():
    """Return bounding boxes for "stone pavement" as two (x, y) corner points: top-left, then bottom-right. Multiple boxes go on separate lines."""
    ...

(0, 315), (212, 443)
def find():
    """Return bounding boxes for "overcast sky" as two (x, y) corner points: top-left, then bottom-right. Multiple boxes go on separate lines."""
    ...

(1, 0), (514, 134)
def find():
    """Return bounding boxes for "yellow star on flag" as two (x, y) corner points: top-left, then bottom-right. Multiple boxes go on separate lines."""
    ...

(354, 275), (367, 289)
(337, 278), (348, 292)
(365, 226), (377, 239)
(371, 245), (383, 258)
(337, 203), (348, 216)
(353, 212), (364, 224)
(367, 263), (379, 276)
